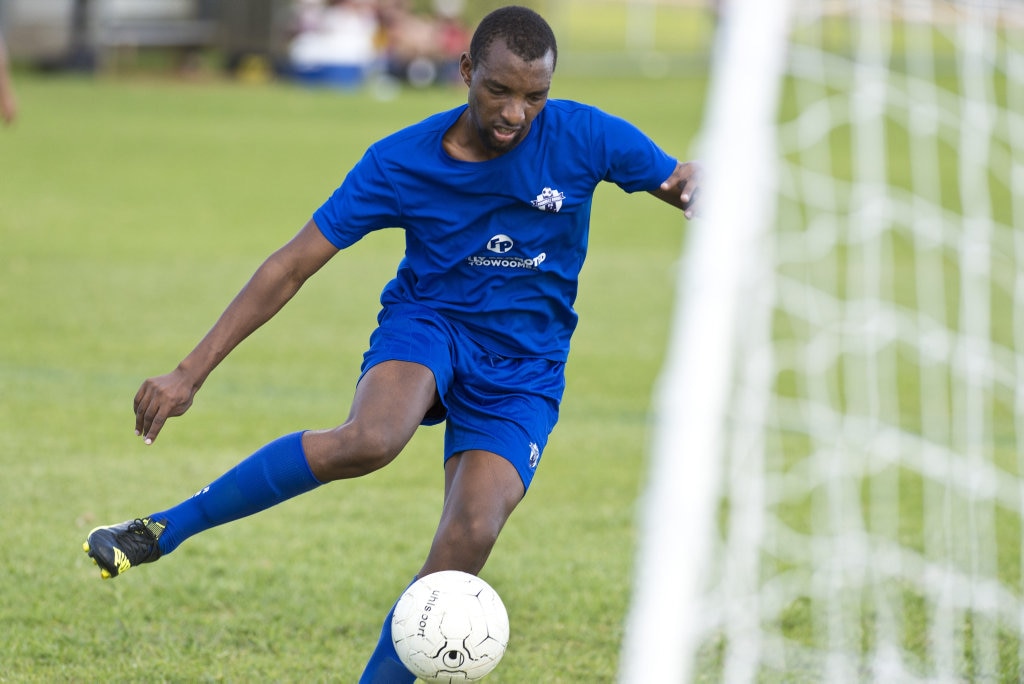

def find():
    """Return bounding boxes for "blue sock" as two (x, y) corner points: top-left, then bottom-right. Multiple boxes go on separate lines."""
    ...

(359, 580), (417, 684)
(151, 431), (322, 555)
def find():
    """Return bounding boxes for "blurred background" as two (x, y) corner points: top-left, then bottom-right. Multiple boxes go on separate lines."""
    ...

(0, 0), (714, 89)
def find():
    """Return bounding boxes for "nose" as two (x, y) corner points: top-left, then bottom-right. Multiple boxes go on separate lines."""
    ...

(501, 98), (526, 125)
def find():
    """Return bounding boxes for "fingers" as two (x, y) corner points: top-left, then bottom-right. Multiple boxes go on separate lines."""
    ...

(133, 386), (147, 438)
(661, 161), (703, 219)
(682, 187), (700, 220)
(136, 394), (163, 444)
(142, 414), (167, 445)
(133, 373), (193, 444)
(134, 381), (164, 444)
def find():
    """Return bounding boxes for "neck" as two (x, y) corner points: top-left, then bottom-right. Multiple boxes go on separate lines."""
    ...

(443, 110), (501, 162)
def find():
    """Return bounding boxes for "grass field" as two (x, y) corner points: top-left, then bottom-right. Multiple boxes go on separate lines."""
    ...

(0, 64), (705, 681)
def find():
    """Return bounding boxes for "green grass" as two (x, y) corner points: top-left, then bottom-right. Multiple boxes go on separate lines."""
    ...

(10, 13), (1017, 681)
(0, 69), (703, 681)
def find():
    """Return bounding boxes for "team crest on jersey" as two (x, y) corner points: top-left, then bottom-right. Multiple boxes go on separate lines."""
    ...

(531, 187), (565, 213)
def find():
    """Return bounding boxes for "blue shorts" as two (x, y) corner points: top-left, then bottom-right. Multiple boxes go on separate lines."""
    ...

(360, 302), (565, 490)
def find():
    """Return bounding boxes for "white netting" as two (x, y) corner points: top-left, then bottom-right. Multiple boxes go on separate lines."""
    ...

(623, 1), (1024, 682)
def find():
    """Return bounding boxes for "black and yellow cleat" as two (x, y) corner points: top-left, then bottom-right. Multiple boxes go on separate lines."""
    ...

(83, 518), (166, 579)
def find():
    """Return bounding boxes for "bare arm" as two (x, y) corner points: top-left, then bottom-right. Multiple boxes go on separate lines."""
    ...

(648, 160), (702, 219)
(134, 219), (339, 443)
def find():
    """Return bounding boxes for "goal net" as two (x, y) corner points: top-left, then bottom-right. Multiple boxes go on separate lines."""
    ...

(621, 1), (1024, 682)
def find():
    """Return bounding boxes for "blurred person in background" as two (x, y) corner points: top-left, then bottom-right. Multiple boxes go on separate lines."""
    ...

(288, 0), (381, 87)
(377, 0), (468, 86)
(0, 31), (17, 125)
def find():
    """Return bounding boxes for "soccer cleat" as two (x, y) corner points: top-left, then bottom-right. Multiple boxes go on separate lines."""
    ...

(83, 518), (166, 579)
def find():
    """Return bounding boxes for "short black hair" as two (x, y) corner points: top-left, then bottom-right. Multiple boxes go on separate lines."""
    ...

(469, 5), (558, 70)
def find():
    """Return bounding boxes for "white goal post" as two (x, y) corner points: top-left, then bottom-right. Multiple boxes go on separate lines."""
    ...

(621, 1), (1024, 682)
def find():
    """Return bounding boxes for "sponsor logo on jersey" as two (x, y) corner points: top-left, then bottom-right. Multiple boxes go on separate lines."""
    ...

(531, 187), (565, 212)
(469, 235), (546, 270)
(487, 234), (514, 253)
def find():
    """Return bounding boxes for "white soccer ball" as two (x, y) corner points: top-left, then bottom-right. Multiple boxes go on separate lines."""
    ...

(391, 570), (510, 682)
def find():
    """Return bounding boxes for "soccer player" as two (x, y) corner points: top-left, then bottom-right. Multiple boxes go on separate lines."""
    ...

(83, 5), (700, 681)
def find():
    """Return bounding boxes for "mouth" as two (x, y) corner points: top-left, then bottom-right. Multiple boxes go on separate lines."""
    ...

(492, 124), (520, 144)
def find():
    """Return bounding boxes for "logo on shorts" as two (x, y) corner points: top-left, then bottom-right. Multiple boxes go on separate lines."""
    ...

(531, 187), (565, 212)
(529, 442), (540, 469)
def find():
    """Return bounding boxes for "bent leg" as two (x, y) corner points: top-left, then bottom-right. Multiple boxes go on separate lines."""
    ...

(303, 360), (439, 481)
(152, 360), (438, 555)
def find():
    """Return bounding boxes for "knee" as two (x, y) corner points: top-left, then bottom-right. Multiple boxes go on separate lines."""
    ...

(306, 423), (405, 480)
(421, 516), (502, 576)
(470, 525), (501, 561)
(449, 514), (503, 555)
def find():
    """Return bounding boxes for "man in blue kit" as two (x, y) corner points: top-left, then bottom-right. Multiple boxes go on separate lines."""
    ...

(83, 5), (701, 681)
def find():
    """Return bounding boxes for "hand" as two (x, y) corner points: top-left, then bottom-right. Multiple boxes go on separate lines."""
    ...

(133, 367), (199, 444)
(660, 161), (702, 219)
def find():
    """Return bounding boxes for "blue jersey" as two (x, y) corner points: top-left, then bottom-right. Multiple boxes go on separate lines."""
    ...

(313, 99), (677, 361)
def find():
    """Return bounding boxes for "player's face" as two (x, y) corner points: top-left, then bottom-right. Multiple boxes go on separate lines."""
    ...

(462, 40), (554, 158)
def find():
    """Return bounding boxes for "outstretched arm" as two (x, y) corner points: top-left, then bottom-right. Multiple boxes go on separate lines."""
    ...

(134, 219), (339, 443)
(648, 160), (702, 219)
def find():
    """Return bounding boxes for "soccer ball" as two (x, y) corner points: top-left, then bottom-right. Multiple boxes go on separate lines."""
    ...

(391, 570), (509, 682)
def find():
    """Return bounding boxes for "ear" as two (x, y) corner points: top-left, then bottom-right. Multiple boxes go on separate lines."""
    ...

(459, 52), (473, 86)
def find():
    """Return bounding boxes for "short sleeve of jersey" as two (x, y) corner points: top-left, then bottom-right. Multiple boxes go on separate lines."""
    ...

(591, 108), (678, 194)
(313, 147), (400, 250)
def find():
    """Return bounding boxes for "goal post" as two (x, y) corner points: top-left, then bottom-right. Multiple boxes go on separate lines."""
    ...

(618, 0), (793, 681)
(621, 1), (1024, 682)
